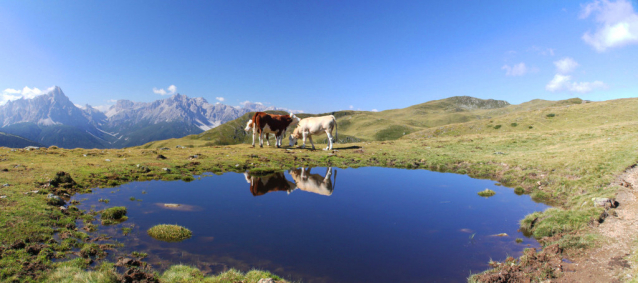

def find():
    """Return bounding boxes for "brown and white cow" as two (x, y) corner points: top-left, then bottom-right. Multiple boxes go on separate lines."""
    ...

(289, 115), (337, 150)
(244, 172), (296, 196)
(245, 112), (300, 148)
(288, 167), (336, 196)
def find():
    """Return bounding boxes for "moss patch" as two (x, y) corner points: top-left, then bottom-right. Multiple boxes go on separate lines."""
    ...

(147, 224), (192, 242)
(477, 189), (496, 197)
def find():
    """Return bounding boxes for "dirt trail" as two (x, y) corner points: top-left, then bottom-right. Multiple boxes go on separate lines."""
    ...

(556, 165), (638, 283)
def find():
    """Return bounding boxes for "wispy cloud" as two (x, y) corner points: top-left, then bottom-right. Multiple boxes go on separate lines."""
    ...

(0, 86), (52, 105)
(93, 105), (112, 112)
(371, 109), (379, 112)
(502, 62), (528, 76)
(153, 84), (177, 96)
(545, 58), (606, 93)
(554, 57), (579, 74)
(349, 105), (353, 109)
(580, 0), (638, 52)
(528, 46), (555, 56)
(215, 97), (225, 102)
(545, 74), (607, 93)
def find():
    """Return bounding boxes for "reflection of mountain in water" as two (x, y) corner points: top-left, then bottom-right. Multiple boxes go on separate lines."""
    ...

(244, 167), (336, 197)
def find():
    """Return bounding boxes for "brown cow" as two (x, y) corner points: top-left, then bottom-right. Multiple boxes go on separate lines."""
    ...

(245, 112), (299, 148)
(244, 172), (296, 196)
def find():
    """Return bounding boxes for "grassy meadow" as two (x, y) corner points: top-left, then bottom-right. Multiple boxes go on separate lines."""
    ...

(0, 97), (637, 282)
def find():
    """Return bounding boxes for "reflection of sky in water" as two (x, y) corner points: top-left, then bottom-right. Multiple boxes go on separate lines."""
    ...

(73, 167), (549, 283)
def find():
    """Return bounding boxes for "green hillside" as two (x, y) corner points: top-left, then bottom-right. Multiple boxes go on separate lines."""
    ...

(0, 123), (107, 149)
(139, 96), (586, 149)
(406, 97), (631, 139)
(0, 131), (44, 148)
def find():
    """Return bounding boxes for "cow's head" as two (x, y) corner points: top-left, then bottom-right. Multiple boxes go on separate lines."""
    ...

(244, 120), (253, 132)
(289, 128), (301, 146)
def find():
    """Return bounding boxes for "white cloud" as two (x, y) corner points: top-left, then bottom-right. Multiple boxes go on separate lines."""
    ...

(349, 105), (353, 109)
(153, 85), (177, 96)
(545, 74), (607, 93)
(580, 0), (638, 52)
(554, 57), (579, 74)
(371, 109), (379, 112)
(546, 74), (573, 92)
(93, 105), (112, 112)
(215, 97), (225, 102)
(502, 62), (528, 76)
(107, 99), (117, 103)
(570, 81), (607, 93)
(0, 86), (51, 105)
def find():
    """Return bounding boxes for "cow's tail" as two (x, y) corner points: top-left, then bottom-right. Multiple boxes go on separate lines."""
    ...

(332, 115), (338, 143)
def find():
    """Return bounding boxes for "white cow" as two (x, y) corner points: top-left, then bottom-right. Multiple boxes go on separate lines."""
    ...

(289, 115), (338, 150)
(288, 167), (336, 196)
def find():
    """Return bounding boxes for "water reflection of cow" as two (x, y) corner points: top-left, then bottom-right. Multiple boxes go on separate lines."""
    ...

(289, 167), (336, 196)
(244, 172), (295, 196)
(244, 167), (337, 196)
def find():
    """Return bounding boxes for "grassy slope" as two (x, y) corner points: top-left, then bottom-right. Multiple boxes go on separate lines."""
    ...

(149, 96), (585, 148)
(0, 97), (636, 282)
(1, 123), (107, 149)
(0, 131), (43, 148)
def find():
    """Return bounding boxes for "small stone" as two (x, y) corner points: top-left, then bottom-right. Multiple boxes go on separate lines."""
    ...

(2, 183), (9, 187)
(257, 279), (275, 283)
(164, 203), (181, 208)
(592, 197), (617, 209)
(492, 233), (509, 237)
(59, 206), (67, 211)
(105, 159), (111, 162)
(83, 154), (87, 157)
(0, 196), (6, 199)
(162, 168), (171, 173)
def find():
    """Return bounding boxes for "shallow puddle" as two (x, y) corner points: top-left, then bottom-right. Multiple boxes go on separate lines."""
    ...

(73, 167), (548, 283)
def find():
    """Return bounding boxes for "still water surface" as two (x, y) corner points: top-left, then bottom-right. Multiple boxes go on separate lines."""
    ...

(74, 167), (548, 283)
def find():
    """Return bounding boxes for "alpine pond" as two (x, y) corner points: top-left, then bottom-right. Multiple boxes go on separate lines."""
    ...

(71, 167), (549, 283)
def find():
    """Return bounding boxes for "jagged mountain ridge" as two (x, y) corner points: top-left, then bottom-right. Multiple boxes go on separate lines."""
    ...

(0, 87), (294, 148)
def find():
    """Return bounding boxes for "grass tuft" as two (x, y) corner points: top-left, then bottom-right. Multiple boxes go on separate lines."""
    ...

(101, 207), (127, 220)
(477, 189), (496, 197)
(147, 224), (192, 242)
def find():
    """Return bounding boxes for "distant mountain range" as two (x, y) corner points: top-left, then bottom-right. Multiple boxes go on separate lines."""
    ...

(0, 86), (294, 148)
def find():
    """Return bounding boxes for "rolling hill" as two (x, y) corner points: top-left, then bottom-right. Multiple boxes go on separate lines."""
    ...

(138, 96), (590, 149)
(0, 131), (44, 148)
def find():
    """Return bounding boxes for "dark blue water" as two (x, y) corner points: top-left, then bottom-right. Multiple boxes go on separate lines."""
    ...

(73, 167), (548, 283)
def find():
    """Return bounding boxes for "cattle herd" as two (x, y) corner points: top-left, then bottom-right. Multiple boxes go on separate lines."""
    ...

(244, 112), (338, 150)
(244, 167), (336, 197)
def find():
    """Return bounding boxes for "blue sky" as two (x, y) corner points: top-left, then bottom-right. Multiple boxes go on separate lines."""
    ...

(1, 0), (637, 113)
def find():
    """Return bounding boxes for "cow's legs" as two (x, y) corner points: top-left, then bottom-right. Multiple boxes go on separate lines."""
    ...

(259, 131), (264, 148)
(265, 133), (270, 146)
(301, 132), (307, 149)
(324, 167), (332, 181)
(325, 130), (334, 150)
(308, 134), (315, 150)
(252, 130), (256, 147)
